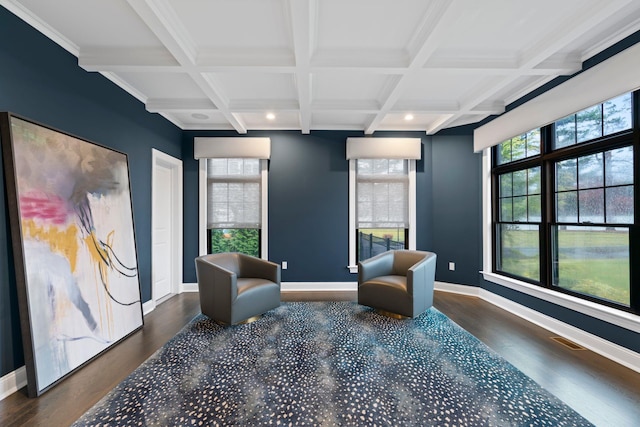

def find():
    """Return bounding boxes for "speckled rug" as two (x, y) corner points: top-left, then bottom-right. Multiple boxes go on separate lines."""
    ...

(73, 301), (591, 426)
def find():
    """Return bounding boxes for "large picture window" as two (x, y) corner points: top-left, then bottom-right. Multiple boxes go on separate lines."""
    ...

(491, 92), (636, 313)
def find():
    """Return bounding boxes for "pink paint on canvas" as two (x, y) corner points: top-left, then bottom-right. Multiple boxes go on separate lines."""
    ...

(19, 192), (70, 225)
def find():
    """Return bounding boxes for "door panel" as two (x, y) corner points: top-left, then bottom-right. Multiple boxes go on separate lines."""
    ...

(153, 165), (172, 300)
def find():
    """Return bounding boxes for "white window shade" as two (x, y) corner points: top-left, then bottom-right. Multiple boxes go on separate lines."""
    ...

(474, 41), (640, 152)
(356, 159), (408, 228)
(195, 137), (271, 159)
(207, 158), (261, 229)
(346, 138), (422, 159)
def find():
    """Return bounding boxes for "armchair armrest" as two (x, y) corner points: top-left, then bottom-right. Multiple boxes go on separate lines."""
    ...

(358, 251), (394, 284)
(406, 252), (436, 294)
(195, 257), (238, 300)
(239, 254), (281, 285)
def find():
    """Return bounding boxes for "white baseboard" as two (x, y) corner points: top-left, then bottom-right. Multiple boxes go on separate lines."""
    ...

(142, 299), (156, 316)
(0, 366), (26, 401)
(476, 288), (640, 374)
(3, 280), (638, 401)
(180, 283), (198, 293)
(432, 282), (640, 374)
(482, 271), (640, 334)
(435, 281), (481, 296)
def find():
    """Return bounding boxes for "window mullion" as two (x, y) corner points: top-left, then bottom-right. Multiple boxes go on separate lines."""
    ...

(631, 130), (640, 310)
(542, 158), (554, 289)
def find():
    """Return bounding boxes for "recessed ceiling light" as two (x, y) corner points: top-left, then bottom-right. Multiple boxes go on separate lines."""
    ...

(266, 113), (276, 120)
(404, 114), (414, 121)
(192, 113), (209, 120)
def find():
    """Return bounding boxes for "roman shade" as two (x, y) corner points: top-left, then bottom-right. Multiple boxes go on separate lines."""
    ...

(194, 137), (271, 159)
(474, 42), (640, 152)
(356, 159), (409, 229)
(206, 158), (261, 229)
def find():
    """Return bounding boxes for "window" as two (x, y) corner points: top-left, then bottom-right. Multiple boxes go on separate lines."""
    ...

(496, 166), (541, 281)
(356, 159), (409, 261)
(206, 158), (262, 257)
(195, 137), (270, 259)
(491, 92), (636, 312)
(346, 138), (421, 272)
(554, 93), (632, 149)
(552, 146), (633, 306)
(494, 129), (542, 281)
(496, 129), (541, 165)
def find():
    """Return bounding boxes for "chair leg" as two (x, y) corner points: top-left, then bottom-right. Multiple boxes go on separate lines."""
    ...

(238, 315), (262, 324)
(215, 314), (262, 326)
(375, 309), (411, 320)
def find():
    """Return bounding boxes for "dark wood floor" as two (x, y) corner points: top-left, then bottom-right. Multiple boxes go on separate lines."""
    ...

(1, 291), (638, 426)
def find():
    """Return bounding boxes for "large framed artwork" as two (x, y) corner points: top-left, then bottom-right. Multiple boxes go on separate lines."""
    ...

(0, 113), (143, 397)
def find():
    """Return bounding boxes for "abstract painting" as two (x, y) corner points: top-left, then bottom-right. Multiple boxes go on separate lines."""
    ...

(0, 114), (143, 396)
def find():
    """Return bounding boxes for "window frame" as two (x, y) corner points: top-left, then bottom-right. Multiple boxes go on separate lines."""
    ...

(485, 91), (639, 327)
(198, 158), (269, 259)
(493, 164), (544, 283)
(348, 158), (416, 273)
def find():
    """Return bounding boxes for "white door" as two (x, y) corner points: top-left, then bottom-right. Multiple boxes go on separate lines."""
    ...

(152, 149), (182, 304)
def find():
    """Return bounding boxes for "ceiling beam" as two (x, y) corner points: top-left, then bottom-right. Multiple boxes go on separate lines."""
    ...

(78, 50), (582, 77)
(146, 98), (217, 112)
(422, 61), (581, 76)
(287, 0), (315, 134)
(229, 98), (501, 116)
(79, 47), (179, 72)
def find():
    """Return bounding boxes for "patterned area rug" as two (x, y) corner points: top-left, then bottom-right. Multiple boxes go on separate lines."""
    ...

(73, 301), (591, 426)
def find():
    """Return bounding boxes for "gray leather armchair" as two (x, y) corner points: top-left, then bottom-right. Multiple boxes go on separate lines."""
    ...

(195, 253), (281, 324)
(358, 250), (437, 318)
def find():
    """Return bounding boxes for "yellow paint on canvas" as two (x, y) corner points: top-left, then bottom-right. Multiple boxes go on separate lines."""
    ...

(22, 219), (79, 272)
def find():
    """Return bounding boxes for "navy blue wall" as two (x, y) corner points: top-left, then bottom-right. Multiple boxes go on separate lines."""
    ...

(0, 8), (182, 377)
(431, 134), (482, 285)
(182, 131), (453, 283)
(266, 131), (352, 282)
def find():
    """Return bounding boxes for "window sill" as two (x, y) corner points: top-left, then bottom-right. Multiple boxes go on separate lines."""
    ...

(348, 265), (358, 274)
(481, 271), (640, 334)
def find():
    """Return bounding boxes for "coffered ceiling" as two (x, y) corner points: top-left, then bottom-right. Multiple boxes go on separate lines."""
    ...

(3, 0), (640, 134)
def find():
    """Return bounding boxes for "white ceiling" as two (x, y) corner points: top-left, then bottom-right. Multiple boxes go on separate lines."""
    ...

(3, 0), (640, 134)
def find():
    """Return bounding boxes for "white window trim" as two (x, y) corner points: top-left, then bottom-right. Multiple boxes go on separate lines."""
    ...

(348, 159), (416, 273)
(199, 158), (269, 259)
(480, 148), (640, 333)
